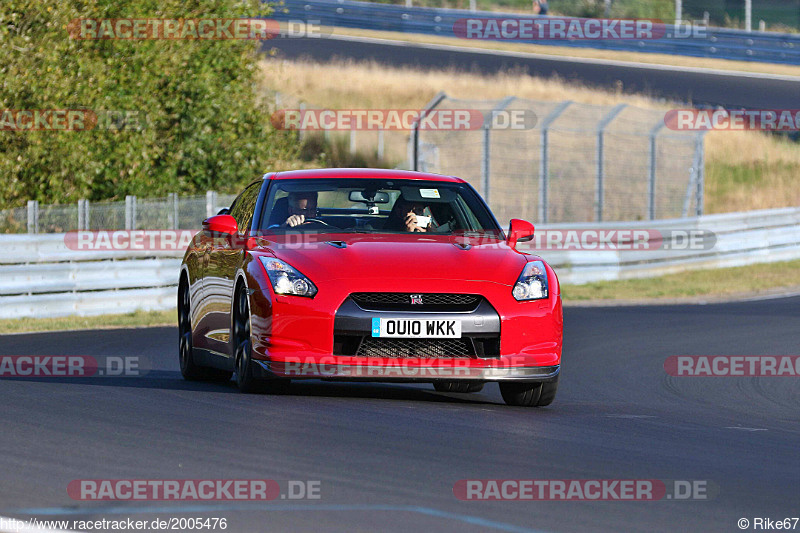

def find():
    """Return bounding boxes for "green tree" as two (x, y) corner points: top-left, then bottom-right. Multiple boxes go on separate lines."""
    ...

(0, 0), (296, 209)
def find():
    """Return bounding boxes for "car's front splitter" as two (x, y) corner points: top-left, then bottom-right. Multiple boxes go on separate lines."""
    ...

(251, 356), (559, 383)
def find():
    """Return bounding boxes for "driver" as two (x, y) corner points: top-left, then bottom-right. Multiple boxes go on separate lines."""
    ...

(282, 191), (318, 228)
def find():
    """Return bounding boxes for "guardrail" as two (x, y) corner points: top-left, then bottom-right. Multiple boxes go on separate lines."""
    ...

(1, 206), (798, 319)
(272, 0), (800, 65)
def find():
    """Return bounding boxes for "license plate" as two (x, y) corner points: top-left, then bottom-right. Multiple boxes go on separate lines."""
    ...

(371, 318), (461, 338)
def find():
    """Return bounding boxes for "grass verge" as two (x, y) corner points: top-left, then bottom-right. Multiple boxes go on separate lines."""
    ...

(562, 259), (800, 301)
(0, 309), (176, 336)
(2, 260), (799, 333)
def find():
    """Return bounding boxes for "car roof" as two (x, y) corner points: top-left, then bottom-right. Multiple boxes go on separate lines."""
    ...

(267, 168), (466, 183)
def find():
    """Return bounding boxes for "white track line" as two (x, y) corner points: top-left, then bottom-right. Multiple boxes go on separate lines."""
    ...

(322, 33), (800, 82)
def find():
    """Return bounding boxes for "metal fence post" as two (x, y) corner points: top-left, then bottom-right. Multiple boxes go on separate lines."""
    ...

(695, 132), (706, 216)
(481, 96), (515, 205)
(27, 200), (39, 234)
(170, 192), (179, 230)
(206, 191), (217, 218)
(78, 199), (86, 230)
(349, 129), (357, 155)
(298, 103), (305, 141)
(377, 128), (384, 160)
(413, 91), (446, 171)
(595, 104), (627, 222)
(125, 195), (137, 230)
(538, 101), (572, 224)
(481, 125), (490, 203)
(648, 121), (666, 220)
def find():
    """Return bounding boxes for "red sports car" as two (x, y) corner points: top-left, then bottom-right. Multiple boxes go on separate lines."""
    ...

(179, 168), (562, 406)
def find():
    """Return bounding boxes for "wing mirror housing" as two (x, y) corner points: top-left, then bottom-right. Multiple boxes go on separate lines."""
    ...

(202, 214), (238, 235)
(507, 219), (535, 248)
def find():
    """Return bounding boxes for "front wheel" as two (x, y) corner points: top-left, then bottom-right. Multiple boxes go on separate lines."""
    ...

(233, 288), (289, 394)
(499, 377), (558, 407)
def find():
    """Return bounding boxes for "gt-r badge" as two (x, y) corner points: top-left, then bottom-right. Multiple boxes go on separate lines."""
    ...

(410, 294), (423, 305)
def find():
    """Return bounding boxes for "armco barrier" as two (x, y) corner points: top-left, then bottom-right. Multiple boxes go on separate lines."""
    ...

(272, 0), (800, 65)
(0, 206), (798, 319)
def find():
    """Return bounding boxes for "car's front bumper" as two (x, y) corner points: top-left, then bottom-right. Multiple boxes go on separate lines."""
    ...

(251, 356), (559, 383)
(244, 266), (563, 381)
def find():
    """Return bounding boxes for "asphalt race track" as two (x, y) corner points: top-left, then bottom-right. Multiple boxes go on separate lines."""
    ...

(266, 36), (800, 109)
(1, 296), (798, 532)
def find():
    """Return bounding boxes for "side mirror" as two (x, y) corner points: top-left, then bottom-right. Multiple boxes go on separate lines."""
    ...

(203, 214), (238, 235)
(507, 219), (535, 248)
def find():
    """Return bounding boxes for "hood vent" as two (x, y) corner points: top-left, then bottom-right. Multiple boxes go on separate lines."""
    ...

(325, 241), (347, 249)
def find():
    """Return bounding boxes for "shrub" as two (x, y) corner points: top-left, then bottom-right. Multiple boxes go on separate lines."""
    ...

(0, 0), (297, 209)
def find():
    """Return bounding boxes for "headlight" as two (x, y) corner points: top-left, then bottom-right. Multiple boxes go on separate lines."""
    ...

(259, 257), (318, 298)
(512, 260), (549, 301)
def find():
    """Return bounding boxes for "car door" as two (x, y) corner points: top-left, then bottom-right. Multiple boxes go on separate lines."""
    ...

(196, 182), (262, 359)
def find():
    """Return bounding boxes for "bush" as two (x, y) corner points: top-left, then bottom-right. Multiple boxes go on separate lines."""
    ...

(299, 133), (397, 168)
(552, 0), (674, 19)
(0, 0), (297, 210)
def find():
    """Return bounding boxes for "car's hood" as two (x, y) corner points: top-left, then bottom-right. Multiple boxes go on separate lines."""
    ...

(253, 232), (531, 286)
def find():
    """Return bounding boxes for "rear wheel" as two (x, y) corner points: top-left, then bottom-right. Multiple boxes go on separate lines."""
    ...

(499, 377), (558, 407)
(233, 287), (289, 394)
(178, 279), (232, 382)
(433, 381), (484, 393)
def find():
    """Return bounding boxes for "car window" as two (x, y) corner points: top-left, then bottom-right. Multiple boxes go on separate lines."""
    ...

(258, 178), (502, 237)
(229, 182), (262, 233)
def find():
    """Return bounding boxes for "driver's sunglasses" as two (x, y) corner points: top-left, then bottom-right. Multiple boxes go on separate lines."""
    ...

(290, 206), (317, 214)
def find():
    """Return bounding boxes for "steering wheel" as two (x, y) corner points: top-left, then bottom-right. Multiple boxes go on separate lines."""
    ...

(302, 217), (334, 227)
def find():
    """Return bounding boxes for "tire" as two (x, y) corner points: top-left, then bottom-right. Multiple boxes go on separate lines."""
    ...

(178, 278), (232, 382)
(433, 381), (484, 393)
(499, 377), (558, 407)
(233, 287), (289, 394)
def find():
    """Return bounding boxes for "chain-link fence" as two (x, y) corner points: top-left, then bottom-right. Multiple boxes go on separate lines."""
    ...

(272, 91), (410, 165)
(411, 93), (705, 223)
(3, 192), (238, 234)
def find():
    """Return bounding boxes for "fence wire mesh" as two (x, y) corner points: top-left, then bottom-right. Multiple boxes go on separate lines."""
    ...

(1, 193), (241, 234)
(416, 96), (704, 223)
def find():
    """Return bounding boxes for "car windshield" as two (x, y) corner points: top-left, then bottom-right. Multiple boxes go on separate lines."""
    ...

(259, 178), (503, 237)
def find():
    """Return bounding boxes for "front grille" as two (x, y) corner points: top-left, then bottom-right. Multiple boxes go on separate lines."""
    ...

(351, 293), (481, 312)
(355, 337), (475, 358)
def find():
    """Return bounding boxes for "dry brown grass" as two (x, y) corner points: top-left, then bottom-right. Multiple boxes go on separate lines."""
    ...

(704, 130), (800, 213)
(261, 58), (667, 110)
(259, 58), (800, 214)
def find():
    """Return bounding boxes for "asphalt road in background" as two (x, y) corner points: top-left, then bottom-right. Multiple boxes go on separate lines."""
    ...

(1, 297), (798, 532)
(265, 36), (800, 108)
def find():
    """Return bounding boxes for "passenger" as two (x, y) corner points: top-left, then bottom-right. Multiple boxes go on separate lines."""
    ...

(386, 198), (434, 232)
